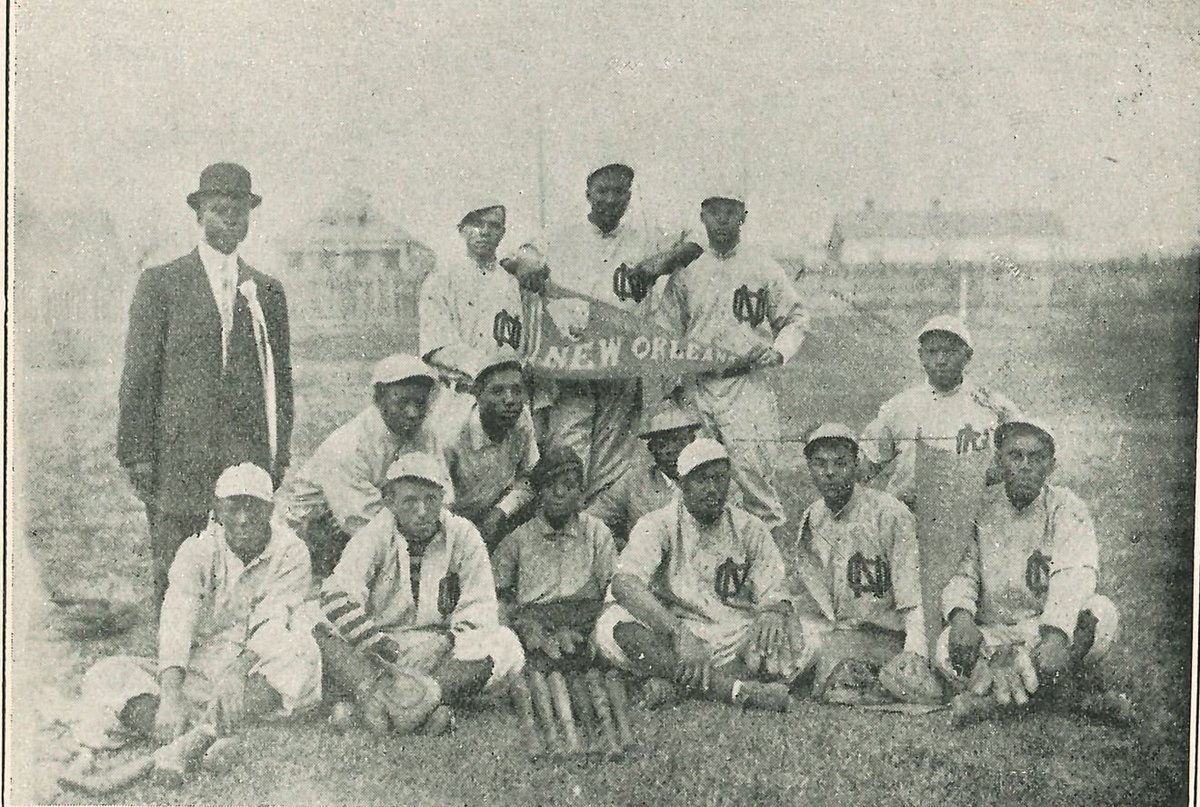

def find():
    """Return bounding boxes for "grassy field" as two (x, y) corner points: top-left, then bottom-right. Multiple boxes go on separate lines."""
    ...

(9, 277), (1197, 805)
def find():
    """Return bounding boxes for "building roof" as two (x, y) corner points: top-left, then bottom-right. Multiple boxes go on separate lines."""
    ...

(833, 200), (1065, 241)
(288, 187), (424, 252)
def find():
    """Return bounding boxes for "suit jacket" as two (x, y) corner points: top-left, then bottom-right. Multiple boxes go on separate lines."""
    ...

(118, 249), (293, 516)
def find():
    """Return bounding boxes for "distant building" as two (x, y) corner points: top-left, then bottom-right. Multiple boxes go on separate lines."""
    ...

(827, 199), (1066, 266)
(279, 188), (435, 349)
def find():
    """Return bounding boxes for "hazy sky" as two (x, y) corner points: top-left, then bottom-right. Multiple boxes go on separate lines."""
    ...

(11, 0), (1199, 261)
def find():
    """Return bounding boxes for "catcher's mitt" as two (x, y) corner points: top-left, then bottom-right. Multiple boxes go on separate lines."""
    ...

(361, 668), (443, 735)
(818, 658), (891, 706)
(878, 651), (945, 705)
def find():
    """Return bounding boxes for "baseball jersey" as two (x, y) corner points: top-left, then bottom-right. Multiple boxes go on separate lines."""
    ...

(285, 405), (448, 534)
(941, 484), (1100, 637)
(585, 462), (679, 548)
(445, 403), (539, 524)
(617, 497), (788, 649)
(323, 509), (498, 635)
(540, 217), (672, 335)
(491, 512), (617, 606)
(419, 254), (524, 375)
(657, 243), (807, 368)
(860, 381), (1022, 506)
(797, 486), (921, 633)
(160, 519), (312, 673)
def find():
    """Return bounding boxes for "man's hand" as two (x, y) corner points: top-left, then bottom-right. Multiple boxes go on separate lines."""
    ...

(673, 625), (713, 690)
(754, 347), (785, 368)
(479, 508), (507, 547)
(552, 626), (585, 657)
(947, 609), (983, 677)
(154, 690), (189, 745)
(127, 462), (156, 503)
(1033, 627), (1071, 681)
(513, 614), (562, 661)
(212, 672), (246, 734)
(501, 245), (550, 294)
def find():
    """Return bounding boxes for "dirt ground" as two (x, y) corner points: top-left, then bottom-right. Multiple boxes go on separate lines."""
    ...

(8, 270), (1197, 805)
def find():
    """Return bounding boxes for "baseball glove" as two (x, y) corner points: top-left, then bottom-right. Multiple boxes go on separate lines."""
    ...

(878, 651), (945, 705)
(818, 658), (891, 706)
(361, 669), (444, 735)
(969, 645), (1038, 706)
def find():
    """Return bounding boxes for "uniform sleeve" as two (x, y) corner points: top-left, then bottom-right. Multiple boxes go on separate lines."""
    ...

(117, 268), (168, 467)
(1041, 493), (1100, 636)
(246, 536), (313, 659)
(941, 528), (982, 620)
(158, 538), (207, 672)
(496, 413), (540, 516)
(322, 520), (383, 610)
(616, 512), (668, 585)
(860, 399), (898, 466)
(888, 505), (922, 610)
(763, 256), (808, 363)
(450, 522), (501, 632)
(419, 270), (459, 363)
(591, 519), (619, 593)
(318, 437), (387, 535)
(491, 532), (520, 598)
(746, 517), (788, 608)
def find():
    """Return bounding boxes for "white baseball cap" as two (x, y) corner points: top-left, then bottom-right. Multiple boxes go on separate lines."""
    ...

(638, 405), (703, 439)
(918, 314), (972, 350)
(459, 195), (505, 224)
(803, 423), (860, 457)
(676, 437), (730, 478)
(468, 345), (523, 385)
(371, 354), (438, 387)
(214, 462), (273, 501)
(385, 452), (449, 491)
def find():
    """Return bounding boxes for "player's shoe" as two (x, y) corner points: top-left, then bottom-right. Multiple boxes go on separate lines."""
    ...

(737, 681), (792, 712)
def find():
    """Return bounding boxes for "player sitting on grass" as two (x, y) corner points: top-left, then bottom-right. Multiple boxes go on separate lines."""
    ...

(318, 452), (524, 734)
(586, 403), (702, 548)
(73, 463), (321, 749)
(791, 424), (943, 706)
(493, 445), (618, 670)
(859, 315), (1022, 509)
(937, 419), (1127, 721)
(596, 438), (795, 711)
(445, 347), (540, 552)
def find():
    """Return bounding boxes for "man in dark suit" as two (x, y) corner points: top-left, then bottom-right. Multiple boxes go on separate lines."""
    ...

(118, 163), (293, 605)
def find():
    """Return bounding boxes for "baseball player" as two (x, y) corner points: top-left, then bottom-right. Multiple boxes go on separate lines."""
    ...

(420, 197), (524, 444)
(859, 314), (1023, 509)
(596, 438), (796, 712)
(444, 347), (539, 551)
(585, 403), (702, 548)
(283, 354), (449, 577)
(656, 185), (807, 538)
(492, 445), (618, 671)
(938, 419), (1121, 711)
(319, 452), (524, 730)
(791, 424), (942, 705)
(523, 158), (699, 507)
(73, 463), (321, 749)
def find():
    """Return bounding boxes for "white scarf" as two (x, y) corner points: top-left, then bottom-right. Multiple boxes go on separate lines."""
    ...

(237, 278), (278, 471)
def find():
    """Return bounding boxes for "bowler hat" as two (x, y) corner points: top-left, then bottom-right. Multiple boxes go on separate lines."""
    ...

(187, 163), (262, 210)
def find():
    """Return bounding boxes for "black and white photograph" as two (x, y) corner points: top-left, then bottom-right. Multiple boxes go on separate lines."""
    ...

(6, 1), (1198, 804)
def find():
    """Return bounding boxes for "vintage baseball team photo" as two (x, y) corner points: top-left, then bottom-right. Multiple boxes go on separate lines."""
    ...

(6, 2), (1198, 805)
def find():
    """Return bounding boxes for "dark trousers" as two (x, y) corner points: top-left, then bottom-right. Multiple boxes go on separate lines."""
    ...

(148, 508), (209, 606)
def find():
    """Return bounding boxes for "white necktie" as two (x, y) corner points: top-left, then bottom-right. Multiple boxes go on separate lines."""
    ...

(220, 257), (235, 366)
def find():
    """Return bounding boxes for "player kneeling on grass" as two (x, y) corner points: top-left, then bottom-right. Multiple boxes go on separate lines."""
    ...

(937, 420), (1126, 723)
(597, 438), (795, 712)
(74, 463), (321, 751)
(792, 425), (942, 706)
(318, 452), (524, 735)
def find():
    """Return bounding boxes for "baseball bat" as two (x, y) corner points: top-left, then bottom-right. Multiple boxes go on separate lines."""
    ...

(527, 669), (565, 757)
(58, 755), (155, 796)
(153, 723), (218, 786)
(604, 670), (636, 749)
(511, 672), (545, 758)
(565, 673), (598, 754)
(584, 669), (624, 758)
(547, 671), (583, 756)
